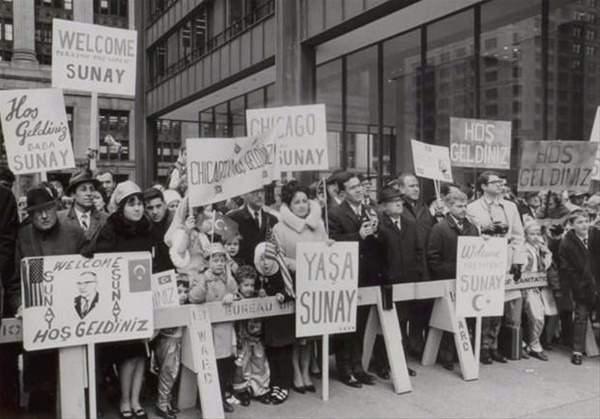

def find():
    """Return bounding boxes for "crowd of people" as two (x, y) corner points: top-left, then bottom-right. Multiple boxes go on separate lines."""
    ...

(0, 163), (598, 419)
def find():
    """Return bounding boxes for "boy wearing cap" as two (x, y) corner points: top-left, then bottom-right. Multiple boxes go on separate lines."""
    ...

(188, 242), (239, 412)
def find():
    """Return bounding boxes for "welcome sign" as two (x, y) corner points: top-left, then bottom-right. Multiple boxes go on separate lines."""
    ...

(0, 88), (75, 175)
(450, 117), (511, 169)
(295, 242), (359, 338)
(21, 252), (153, 351)
(52, 19), (137, 96)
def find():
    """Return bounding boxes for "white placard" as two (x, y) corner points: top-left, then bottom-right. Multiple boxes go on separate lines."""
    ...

(456, 237), (507, 317)
(186, 131), (277, 208)
(590, 106), (600, 181)
(411, 139), (453, 182)
(152, 270), (179, 309)
(0, 88), (75, 175)
(21, 252), (153, 351)
(295, 242), (359, 338)
(52, 19), (137, 96)
(449, 117), (511, 169)
(246, 104), (328, 172)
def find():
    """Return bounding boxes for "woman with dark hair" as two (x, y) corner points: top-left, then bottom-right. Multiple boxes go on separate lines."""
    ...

(272, 181), (329, 395)
(92, 180), (155, 419)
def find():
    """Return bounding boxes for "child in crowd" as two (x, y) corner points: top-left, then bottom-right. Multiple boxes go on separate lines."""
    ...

(188, 243), (239, 412)
(559, 210), (597, 366)
(153, 274), (189, 419)
(521, 221), (555, 361)
(224, 233), (243, 277)
(254, 243), (295, 405)
(232, 266), (272, 406)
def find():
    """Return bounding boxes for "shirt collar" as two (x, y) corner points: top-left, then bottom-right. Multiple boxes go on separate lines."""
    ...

(348, 201), (362, 215)
(247, 205), (261, 218)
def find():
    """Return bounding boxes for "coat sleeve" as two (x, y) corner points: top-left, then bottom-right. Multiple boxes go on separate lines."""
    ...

(558, 239), (591, 302)
(426, 226), (451, 280)
(508, 204), (527, 265)
(328, 211), (360, 242)
(5, 237), (22, 314)
(188, 273), (208, 303)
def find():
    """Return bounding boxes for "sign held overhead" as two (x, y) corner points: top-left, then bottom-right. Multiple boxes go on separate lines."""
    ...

(450, 117), (511, 169)
(411, 139), (453, 182)
(52, 18), (137, 96)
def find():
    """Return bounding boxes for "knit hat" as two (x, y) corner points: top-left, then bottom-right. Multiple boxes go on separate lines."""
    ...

(112, 180), (142, 207)
(254, 242), (279, 276)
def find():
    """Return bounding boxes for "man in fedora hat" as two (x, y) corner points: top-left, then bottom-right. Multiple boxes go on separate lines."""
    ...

(58, 169), (108, 250)
(12, 184), (86, 413)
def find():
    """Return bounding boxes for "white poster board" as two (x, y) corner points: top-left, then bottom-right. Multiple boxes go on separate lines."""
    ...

(590, 106), (600, 181)
(186, 131), (277, 208)
(411, 139), (453, 182)
(449, 117), (511, 169)
(295, 242), (359, 338)
(0, 88), (75, 175)
(456, 237), (507, 317)
(152, 270), (179, 309)
(52, 19), (137, 96)
(246, 104), (328, 172)
(21, 252), (153, 351)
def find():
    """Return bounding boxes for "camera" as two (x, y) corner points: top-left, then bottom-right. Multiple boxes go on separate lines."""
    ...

(481, 221), (509, 237)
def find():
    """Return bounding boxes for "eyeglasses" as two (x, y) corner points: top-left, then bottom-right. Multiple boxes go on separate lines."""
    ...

(487, 180), (505, 185)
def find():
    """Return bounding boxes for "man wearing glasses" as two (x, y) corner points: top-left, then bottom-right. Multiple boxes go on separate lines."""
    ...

(74, 272), (100, 320)
(467, 171), (527, 364)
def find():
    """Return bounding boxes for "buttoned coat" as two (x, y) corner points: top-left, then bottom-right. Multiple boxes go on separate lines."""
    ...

(58, 206), (108, 250)
(227, 206), (278, 266)
(559, 229), (598, 306)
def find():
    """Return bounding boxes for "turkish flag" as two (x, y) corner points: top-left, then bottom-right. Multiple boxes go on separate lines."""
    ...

(128, 259), (151, 293)
(213, 213), (239, 240)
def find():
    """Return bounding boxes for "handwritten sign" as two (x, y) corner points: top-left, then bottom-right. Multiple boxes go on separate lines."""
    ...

(0, 318), (22, 344)
(505, 272), (547, 291)
(246, 104), (328, 172)
(52, 19), (137, 96)
(0, 88), (75, 175)
(152, 270), (179, 309)
(186, 131), (277, 208)
(456, 237), (508, 317)
(21, 252), (153, 351)
(411, 139), (453, 182)
(295, 242), (359, 338)
(518, 141), (598, 192)
(450, 117), (511, 169)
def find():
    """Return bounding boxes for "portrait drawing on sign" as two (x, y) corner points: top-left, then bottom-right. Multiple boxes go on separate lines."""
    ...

(74, 271), (100, 320)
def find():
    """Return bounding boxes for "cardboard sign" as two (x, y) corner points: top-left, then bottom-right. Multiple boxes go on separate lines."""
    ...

(505, 272), (547, 291)
(0, 88), (75, 175)
(152, 270), (179, 309)
(0, 318), (22, 344)
(21, 252), (153, 351)
(52, 19), (137, 96)
(295, 242), (359, 338)
(411, 139), (453, 182)
(518, 141), (598, 192)
(456, 237), (508, 317)
(186, 131), (277, 208)
(449, 117), (511, 169)
(246, 105), (328, 172)
(590, 106), (600, 181)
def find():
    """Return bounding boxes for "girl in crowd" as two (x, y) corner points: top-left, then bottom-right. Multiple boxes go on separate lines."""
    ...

(188, 243), (239, 412)
(272, 181), (328, 393)
(93, 181), (155, 419)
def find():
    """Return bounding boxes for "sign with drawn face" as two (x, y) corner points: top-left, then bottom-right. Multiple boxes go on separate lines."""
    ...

(21, 252), (153, 351)
(411, 139), (454, 182)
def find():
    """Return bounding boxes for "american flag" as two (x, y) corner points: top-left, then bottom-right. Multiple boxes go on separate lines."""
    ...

(265, 224), (295, 298)
(22, 258), (45, 308)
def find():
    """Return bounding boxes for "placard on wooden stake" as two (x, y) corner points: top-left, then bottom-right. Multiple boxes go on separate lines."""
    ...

(422, 285), (479, 381)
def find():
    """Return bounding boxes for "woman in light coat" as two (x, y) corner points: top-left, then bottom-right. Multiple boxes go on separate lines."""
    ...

(272, 181), (328, 393)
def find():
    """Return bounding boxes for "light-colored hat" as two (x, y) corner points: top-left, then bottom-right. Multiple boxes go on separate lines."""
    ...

(163, 189), (182, 205)
(208, 242), (227, 257)
(253, 242), (279, 276)
(112, 180), (142, 207)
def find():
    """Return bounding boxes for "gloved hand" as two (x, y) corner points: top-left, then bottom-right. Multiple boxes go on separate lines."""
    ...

(510, 264), (522, 282)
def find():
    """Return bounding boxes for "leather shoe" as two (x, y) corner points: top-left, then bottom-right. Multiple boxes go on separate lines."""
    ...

(480, 350), (493, 365)
(442, 362), (454, 371)
(571, 353), (583, 365)
(222, 400), (234, 413)
(341, 374), (362, 388)
(491, 350), (507, 363)
(155, 406), (176, 419)
(408, 367), (417, 376)
(520, 349), (530, 359)
(304, 384), (316, 393)
(529, 350), (548, 361)
(354, 371), (376, 385)
(292, 385), (306, 394)
(375, 368), (390, 380)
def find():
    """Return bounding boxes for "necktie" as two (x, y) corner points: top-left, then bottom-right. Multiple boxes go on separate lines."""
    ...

(81, 298), (88, 316)
(394, 219), (401, 231)
(583, 237), (588, 248)
(254, 210), (261, 229)
(81, 213), (89, 231)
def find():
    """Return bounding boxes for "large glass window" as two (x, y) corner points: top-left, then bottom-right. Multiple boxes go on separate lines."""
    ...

(99, 110), (130, 161)
(316, 59), (342, 170)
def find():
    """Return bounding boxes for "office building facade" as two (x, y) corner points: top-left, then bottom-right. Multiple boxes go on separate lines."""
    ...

(140, 0), (600, 192)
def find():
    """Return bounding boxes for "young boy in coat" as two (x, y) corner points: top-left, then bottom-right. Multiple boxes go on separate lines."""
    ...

(558, 210), (598, 365)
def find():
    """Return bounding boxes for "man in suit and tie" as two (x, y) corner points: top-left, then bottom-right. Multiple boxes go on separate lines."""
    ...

(74, 271), (100, 319)
(371, 186), (422, 378)
(397, 173), (436, 357)
(58, 169), (108, 251)
(328, 172), (381, 388)
(228, 188), (278, 266)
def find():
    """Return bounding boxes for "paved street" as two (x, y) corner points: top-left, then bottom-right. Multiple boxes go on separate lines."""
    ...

(137, 346), (599, 419)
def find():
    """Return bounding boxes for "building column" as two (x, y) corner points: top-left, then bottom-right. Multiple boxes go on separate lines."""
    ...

(11, 0), (37, 63)
(73, 0), (94, 23)
(275, 0), (314, 106)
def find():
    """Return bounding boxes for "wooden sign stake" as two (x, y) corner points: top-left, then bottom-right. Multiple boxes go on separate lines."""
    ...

(321, 334), (329, 401)
(87, 343), (97, 419)
(89, 92), (99, 172)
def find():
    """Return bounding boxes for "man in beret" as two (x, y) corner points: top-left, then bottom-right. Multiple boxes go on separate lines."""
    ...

(58, 169), (108, 251)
